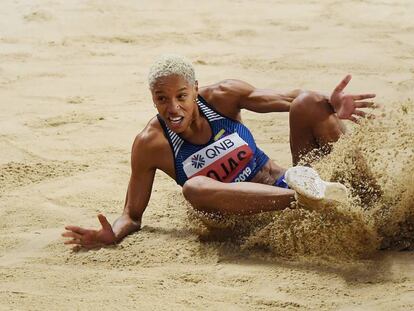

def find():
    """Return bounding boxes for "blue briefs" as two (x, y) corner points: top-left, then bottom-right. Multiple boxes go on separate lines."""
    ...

(274, 173), (289, 189)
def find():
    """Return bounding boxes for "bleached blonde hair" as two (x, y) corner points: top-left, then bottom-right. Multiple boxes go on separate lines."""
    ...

(148, 54), (196, 89)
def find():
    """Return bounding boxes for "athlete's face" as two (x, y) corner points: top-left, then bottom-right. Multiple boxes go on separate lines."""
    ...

(151, 74), (198, 133)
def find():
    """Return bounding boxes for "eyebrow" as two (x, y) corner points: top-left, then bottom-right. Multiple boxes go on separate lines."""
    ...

(154, 87), (188, 94)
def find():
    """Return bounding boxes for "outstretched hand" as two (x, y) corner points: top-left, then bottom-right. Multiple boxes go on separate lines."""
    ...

(330, 75), (377, 123)
(62, 214), (116, 250)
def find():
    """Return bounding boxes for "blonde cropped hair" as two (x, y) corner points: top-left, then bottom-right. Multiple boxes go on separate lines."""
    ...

(148, 54), (196, 89)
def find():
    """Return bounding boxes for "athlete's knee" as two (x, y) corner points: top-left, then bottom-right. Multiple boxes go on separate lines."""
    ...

(290, 91), (331, 122)
(182, 176), (213, 204)
(291, 91), (326, 111)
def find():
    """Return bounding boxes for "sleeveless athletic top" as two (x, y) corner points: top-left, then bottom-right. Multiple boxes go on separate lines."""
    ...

(157, 95), (269, 186)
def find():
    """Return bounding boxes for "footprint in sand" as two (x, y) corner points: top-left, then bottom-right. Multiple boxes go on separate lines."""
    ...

(27, 112), (104, 128)
(66, 96), (85, 104)
(23, 10), (53, 22)
(66, 96), (94, 105)
(283, 24), (309, 32)
(194, 59), (208, 65)
(397, 78), (414, 91)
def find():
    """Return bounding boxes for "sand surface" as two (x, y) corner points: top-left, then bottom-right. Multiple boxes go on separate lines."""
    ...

(1, 0), (414, 310)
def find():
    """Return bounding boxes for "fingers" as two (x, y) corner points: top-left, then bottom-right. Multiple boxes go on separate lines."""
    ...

(349, 116), (359, 123)
(352, 93), (376, 100)
(62, 231), (83, 247)
(98, 214), (113, 232)
(65, 239), (102, 250)
(354, 101), (376, 108)
(353, 110), (366, 118)
(334, 74), (352, 93)
(62, 236), (102, 248)
(350, 110), (375, 123)
(62, 215), (112, 250)
(62, 233), (103, 249)
(65, 226), (88, 235)
(62, 231), (82, 240)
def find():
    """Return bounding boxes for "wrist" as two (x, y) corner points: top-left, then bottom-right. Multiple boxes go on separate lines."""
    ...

(323, 92), (337, 113)
(114, 218), (141, 243)
(308, 91), (334, 111)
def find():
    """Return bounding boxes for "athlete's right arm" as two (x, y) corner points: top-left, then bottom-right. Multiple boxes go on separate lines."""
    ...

(62, 131), (157, 249)
(112, 132), (156, 242)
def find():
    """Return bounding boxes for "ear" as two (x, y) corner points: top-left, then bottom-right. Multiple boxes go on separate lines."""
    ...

(194, 80), (199, 92)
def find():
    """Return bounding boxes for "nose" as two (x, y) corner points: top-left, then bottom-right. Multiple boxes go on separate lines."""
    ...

(166, 98), (180, 114)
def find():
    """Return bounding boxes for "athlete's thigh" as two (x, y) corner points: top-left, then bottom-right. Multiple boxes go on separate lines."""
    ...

(312, 112), (346, 146)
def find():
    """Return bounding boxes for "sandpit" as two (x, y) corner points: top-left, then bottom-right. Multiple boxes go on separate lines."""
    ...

(1, 1), (413, 310)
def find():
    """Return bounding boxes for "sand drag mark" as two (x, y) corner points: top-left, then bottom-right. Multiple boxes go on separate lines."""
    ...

(0, 229), (61, 267)
(0, 161), (88, 196)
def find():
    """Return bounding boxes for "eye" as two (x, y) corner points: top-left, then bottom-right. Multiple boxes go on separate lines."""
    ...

(178, 93), (188, 100)
(157, 96), (166, 102)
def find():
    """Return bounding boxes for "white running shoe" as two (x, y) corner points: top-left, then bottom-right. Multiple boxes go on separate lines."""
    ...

(285, 166), (348, 208)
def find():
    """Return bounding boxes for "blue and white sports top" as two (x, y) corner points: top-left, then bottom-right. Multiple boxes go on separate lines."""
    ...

(157, 95), (269, 186)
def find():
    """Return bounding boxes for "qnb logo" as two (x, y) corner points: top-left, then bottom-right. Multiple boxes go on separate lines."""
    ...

(191, 154), (205, 169)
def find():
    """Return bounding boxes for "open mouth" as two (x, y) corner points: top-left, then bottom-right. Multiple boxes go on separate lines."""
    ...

(168, 116), (184, 127)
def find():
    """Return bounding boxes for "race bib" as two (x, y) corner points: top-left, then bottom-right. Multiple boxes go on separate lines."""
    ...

(183, 133), (253, 182)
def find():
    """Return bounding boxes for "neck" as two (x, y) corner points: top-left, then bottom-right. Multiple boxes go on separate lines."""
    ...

(180, 107), (212, 144)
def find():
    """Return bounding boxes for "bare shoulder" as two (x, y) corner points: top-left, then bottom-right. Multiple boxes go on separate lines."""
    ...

(131, 117), (169, 169)
(199, 79), (255, 120)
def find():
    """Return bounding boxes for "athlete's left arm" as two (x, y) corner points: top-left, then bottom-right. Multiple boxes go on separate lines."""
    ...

(209, 79), (304, 113)
(206, 78), (376, 121)
(240, 84), (303, 113)
(237, 77), (376, 121)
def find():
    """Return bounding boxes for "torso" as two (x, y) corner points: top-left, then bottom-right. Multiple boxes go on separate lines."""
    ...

(147, 87), (286, 186)
(158, 95), (271, 186)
